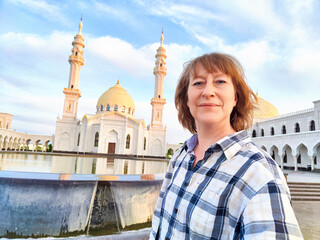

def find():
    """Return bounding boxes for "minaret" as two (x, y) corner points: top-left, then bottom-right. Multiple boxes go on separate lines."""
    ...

(150, 31), (167, 128)
(62, 18), (85, 119)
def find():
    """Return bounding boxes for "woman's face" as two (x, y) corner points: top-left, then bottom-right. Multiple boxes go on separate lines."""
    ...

(187, 63), (237, 130)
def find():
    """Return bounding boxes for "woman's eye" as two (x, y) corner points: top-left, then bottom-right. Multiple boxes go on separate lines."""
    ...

(193, 81), (204, 86)
(216, 80), (226, 84)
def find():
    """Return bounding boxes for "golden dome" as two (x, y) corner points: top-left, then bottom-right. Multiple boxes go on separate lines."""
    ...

(96, 81), (135, 115)
(254, 96), (279, 119)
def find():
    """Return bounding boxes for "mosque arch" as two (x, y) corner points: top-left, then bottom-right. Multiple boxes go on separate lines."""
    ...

(310, 120), (316, 131)
(114, 105), (118, 111)
(282, 145), (294, 169)
(261, 129), (264, 137)
(270, 145), (281, 166)
(8, 137), (13, 150)
(100, 104), (104, 111)
(60, 133), (70, 150)
(151, 139), (162, 156)
(252, 130), (256, 138)
(107, 104), (111, 111)
(261, 145), (267, 152)
(282, 125), (286, 134)
(45, 140), (52, 152)
(296, 143), (309, 169)
(94, 132), (99, 147)
(295, 123), (300, 133)
(34, 140), (42, 151)
(270, 127), (275, 136)
(105, 130), (118, 154)
(315, 144), (320, 167)
(126, 134), (131, 149)
(26, 139), (32, 151)
(144, 137), (147, 150)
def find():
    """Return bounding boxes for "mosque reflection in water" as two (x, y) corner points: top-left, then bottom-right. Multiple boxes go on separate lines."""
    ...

(0, 153), (168, 175)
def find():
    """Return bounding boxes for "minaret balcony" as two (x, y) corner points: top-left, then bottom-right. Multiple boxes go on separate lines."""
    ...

(151, 98), (166, 105)
(63, 88), (81, 97)
(69, 55), (84, 65)
(153, 67), (167, 74)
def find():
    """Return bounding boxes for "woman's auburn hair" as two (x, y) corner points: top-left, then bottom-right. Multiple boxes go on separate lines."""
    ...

(175, 52), (258, 134)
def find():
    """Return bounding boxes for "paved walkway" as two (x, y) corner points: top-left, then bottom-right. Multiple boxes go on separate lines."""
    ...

(283, 170), (320, 239)
(293, 201), (320, 240)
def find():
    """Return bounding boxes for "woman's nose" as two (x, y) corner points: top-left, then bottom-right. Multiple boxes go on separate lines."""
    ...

(202, 83), (216, 98)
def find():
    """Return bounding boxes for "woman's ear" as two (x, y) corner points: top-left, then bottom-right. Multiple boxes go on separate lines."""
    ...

(233, 93), (238, 107)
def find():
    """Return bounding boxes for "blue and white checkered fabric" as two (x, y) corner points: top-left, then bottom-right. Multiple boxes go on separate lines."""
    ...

(150, 130), (303, 240)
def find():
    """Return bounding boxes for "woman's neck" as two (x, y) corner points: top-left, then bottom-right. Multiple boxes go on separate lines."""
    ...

(193, 123), (235, 166)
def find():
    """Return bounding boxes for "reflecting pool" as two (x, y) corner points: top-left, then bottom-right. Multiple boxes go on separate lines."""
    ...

(0, 152), (168, 175)
(0, 152), (168, 238)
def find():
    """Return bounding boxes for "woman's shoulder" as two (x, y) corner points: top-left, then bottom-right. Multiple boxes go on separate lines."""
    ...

(234, 141), (288, 195)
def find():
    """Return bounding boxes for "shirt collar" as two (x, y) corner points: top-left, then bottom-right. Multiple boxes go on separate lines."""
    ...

(185, 130), (251, 160)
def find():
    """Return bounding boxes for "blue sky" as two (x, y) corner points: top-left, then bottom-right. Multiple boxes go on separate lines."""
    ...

(1, 0), (320, 144)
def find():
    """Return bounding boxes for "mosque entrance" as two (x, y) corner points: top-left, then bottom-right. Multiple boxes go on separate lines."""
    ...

(108, 143), (116, 154)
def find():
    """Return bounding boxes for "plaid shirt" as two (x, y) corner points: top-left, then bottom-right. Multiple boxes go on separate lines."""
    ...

(150, 130), (303, 240)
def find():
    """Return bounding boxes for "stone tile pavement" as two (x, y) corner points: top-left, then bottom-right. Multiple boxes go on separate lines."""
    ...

(293, 201), (320, 240)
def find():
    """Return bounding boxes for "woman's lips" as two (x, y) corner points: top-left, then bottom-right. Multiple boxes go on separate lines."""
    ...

(199, 103), (220, 107)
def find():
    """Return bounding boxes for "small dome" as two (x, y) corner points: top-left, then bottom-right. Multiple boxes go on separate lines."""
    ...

(254, 96), (279, 119)
(96, 81), (135, 115)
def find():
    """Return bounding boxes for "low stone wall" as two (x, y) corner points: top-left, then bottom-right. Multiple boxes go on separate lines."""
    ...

(0, 172), (162, 238)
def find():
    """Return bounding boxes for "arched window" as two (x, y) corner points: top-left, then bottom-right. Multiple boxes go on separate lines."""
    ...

(295, 123), (300, 133)
(121, 106), (125, 113)
(114, 105), (118, 111)
(282, 125), (286, 134)
(271, 127), (275, 136)
(128, 107), (131, 114)
(252, 130), (256, 138)
(271, 150), (275, 160)
(0, 121), (2, 128)
(94, 132), (99, 147)
(310, 120), (315, 131)
(107, 104), (110, 111)
(261, 129), (264, 137)
(77, 133), (80, 146)
(297, 153), (301, 164)
(144, 137), (146, 150)
(314, 156), (317, 165)
(126, 134), (130, 149)
(6, 124), (9, 129)
(283, 151), (287, 163)
(100, 105), (104, 111)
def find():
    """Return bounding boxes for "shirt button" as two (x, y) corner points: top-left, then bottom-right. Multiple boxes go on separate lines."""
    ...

(174, 208), (178, 213)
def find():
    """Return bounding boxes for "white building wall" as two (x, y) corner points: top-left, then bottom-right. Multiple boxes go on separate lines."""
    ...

(251, 100), (320, 170)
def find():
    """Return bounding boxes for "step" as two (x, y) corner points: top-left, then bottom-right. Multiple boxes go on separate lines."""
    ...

(290, 188), (320, 193)
(291, 196), (320, 201)
(288, 185), (320, 189)
(288, 182), (320, 186)
(291, 192), (320, 197)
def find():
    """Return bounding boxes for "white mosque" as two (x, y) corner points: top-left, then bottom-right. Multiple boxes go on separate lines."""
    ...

(53, 19), (167, 157)
(250, 97), (320, 171)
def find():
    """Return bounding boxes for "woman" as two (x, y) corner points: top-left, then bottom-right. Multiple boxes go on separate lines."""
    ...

(150, 53), (303, 239)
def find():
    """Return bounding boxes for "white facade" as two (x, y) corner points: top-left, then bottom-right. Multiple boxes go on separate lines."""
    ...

(54, 20), (167, 157)
(250, 100), (320, 170)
